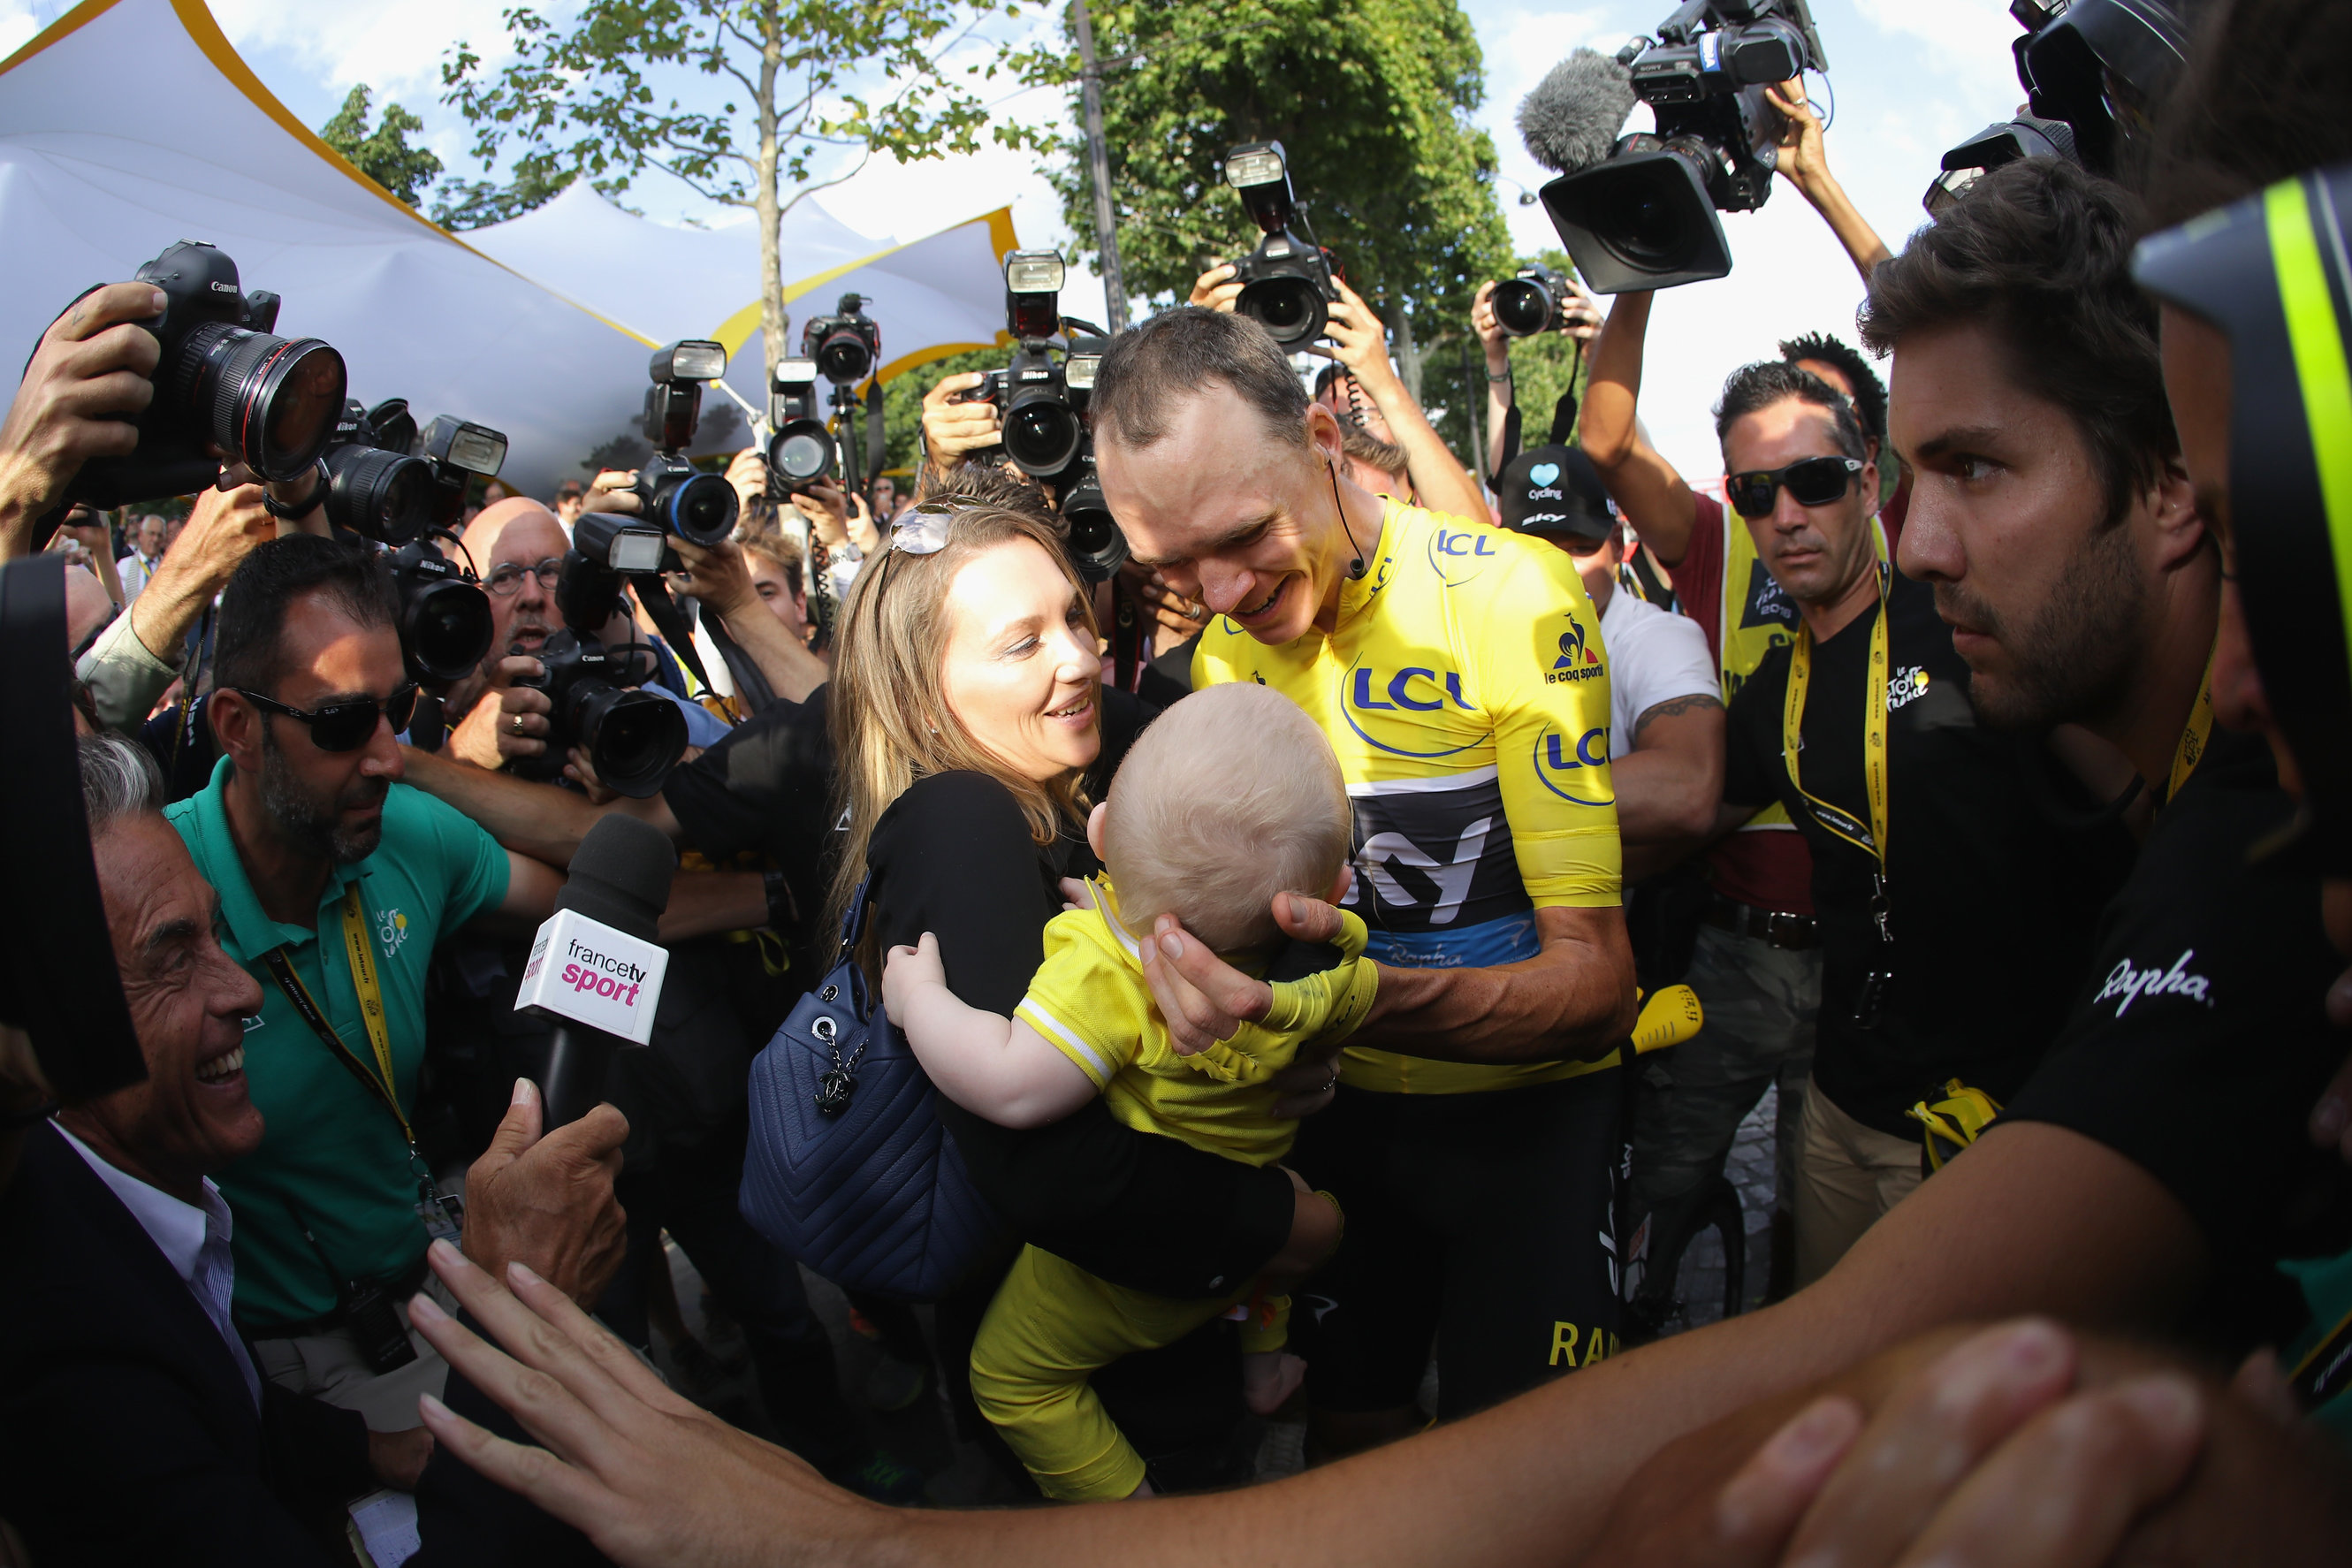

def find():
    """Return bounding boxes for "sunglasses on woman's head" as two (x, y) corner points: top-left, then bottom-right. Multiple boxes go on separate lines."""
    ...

(1726, 455), (1863, 520)
(233, 684), (421, 752)
(889, 504), (962, 557)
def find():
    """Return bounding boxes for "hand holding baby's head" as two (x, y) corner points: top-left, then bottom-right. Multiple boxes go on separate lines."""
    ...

(1091, 683), (1352, 955)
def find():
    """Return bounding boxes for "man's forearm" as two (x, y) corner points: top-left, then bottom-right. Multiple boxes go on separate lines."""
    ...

(1366, 377), (1489, 523)
(75, 608), (180, 733)
(1800, 175), (1892, 285)
(1612, 750), (1719, 847)
(1579, 291), (1651, 469)
(714, 601), (826, 704)
(659, 870), (767, 941)
(1351, 907), (1637, 1062)
(400, 746), (676, 867)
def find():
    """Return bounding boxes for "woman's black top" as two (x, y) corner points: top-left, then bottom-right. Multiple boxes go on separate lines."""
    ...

(865, 768), (1293, 1298)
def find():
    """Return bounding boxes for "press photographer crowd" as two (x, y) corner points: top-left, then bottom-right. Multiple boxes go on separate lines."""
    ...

(6, 0), (2352, 1562)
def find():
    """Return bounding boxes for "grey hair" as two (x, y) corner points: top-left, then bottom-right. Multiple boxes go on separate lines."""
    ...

(78, 733), (165, 836)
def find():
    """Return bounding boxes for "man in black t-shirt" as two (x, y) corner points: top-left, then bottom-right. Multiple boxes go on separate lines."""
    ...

(1709, 361), (2132, 1285)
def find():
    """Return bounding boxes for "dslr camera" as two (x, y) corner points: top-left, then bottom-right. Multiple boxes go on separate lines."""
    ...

(628, 340), (739, 552)
(512, 626), (686, 799)
(1539, 1), (1829, 293)
(766, 359), (836, 487)
(1924, 0), (2188, 213)
(803, 293), (881, 387)
(321, 399), (508, 546)
(1223, 142), (1340, 347)
(65, 240), (346, 506)
(1490, 263), (1578, 337)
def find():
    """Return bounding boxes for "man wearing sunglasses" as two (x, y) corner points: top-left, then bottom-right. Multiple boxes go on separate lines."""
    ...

(161, 535), (764, 1433)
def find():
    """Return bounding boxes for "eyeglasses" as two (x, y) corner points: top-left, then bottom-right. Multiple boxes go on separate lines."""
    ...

(1726, 456), (1863, 520)
(233, 684), (421, 752)
(483, 557), (563, 596)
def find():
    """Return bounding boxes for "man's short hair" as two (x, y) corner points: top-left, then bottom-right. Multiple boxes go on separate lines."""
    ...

(1859, 157), (2175, 527)
(2146, 0), (2352, 226)
(212, 536), (398, 699)
(554, 479), (585, 503)
(1777, 331), (1886, 441)
(78, 732), (164, 836)
(919, 459), (1058, 527)
(1341, 428), (1410, 484)
(1091, 306), (1310, 453)
(741, 529), (804, 596)
(1714, 362), (1868, 462)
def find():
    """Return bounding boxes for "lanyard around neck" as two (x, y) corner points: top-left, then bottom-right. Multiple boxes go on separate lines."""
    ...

(2166, 634), (2219, 807)
(1781, 562), (1892, 871)
(262, 883), (411, 1149)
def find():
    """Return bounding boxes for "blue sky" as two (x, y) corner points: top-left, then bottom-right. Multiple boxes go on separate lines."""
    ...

(0, 0), (2029, 476)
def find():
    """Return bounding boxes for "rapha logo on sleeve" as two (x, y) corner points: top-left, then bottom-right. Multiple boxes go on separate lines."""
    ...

(2095, 949), (2215, 1016)
(513, 909), (668, 1046)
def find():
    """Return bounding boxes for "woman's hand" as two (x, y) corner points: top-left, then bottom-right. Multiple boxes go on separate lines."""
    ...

(407, 1241), (879, 1568)
(881, 932), (946, 1027)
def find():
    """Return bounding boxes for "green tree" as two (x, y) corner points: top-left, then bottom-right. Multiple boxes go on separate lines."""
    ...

(318, 85), (445, 208)
(430, 164), (570, 231)
(879, 346), (1003, 476)
(1035, 0), (1511, 450)
(442, 0), (1050, 384)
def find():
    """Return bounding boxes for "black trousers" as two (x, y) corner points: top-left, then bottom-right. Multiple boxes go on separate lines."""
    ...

(1290, 1070), (1624, 1419)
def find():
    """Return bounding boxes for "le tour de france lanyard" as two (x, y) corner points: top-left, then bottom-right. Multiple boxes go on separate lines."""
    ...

(2166, 633), (2219, 806)
(262, 883), (463, 1245)
(1782, 561), (1894, 1030)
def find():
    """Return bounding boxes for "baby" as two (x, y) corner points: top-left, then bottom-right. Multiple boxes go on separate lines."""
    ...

(882, 681), (1376, 1502)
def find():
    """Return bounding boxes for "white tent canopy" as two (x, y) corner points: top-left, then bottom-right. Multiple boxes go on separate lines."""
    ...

(0, 0), (1018, 499)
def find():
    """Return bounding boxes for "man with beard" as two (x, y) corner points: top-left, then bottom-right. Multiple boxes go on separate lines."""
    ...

(161, 535), (757, 1427)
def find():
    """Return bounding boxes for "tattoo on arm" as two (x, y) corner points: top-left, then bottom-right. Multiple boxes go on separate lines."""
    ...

(1632, 691), (1723, 745)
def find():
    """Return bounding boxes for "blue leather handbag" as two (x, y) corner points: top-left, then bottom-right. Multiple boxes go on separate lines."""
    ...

(737, 875), (1008, 1301)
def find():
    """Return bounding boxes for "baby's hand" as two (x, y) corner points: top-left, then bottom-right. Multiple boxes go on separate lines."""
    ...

(880, 932), (947, 1026)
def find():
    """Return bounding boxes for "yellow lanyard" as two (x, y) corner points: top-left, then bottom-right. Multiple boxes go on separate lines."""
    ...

(2166, 636), (2219, 806)
(264, 883), (412, 1148)
(1781, 563), (1892, 871)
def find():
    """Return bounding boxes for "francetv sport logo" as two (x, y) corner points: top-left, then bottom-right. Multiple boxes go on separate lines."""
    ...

(514, 908), (670, 1046)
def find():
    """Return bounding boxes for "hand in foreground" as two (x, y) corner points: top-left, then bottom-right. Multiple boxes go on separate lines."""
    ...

(582, 468), (642, 517)
(920, 374), (1001, 473)
(459, 1077), (629, 1305)
(724, 447), (768, 521)
(1188, 261), (1244, 312)
(1314, 277), (1400, 393)
(666, 531), (758, 618)
(408, 1240), (873, 1568)
(1140, 891), (1348, 1060)
(1472, 279), (1511, 366)
(0, 281), (164, 558)
(880, 932), (946, 1027)
(368, 1427), (436, 1492)
(1584, 1317), (2352, 1568)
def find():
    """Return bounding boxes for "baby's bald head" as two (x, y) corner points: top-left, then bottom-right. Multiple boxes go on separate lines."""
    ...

(1101, 682), (1351, 954)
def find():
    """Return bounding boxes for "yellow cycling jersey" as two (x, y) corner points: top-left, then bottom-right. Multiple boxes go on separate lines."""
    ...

(1191, 499), (1624, 1095)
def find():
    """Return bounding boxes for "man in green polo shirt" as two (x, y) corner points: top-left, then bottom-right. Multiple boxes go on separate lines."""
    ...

(169, 535), (571, 1428)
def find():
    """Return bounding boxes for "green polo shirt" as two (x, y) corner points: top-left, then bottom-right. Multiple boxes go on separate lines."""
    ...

(168, 756), (509, 1328)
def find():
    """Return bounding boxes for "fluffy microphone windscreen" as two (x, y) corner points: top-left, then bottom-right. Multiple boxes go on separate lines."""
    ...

(1519, 47), (1639, 175)
(556, 813), (676, 942)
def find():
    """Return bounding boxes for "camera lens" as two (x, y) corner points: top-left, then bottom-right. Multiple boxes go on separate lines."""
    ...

(175, 321), (346, 480)
(1003, 398), (1082, 477)
(577, 685), (689, 798)
(325, 445), (436, 544)
(1056, 461), (1128, 583)
(816, 330), (873, 385)
(654, 470), (740, 547)
(1237, 277), (1327, 346)
(768, 422), (834, 483)
(1587, 156), (1709, 273)
(1492, 278), (1556, 338)
(401, 577), (494, 684)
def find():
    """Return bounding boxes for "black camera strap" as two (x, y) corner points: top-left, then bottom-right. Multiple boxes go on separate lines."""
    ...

(864, 380), (887, 491)
(632, 575), (717, 696)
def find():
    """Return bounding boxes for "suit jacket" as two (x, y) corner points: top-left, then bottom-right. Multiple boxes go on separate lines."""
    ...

(0, 1121), (373, 1565)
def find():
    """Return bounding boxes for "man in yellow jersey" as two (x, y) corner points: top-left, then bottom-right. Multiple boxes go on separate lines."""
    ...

(1088, 306), (1638, 1455)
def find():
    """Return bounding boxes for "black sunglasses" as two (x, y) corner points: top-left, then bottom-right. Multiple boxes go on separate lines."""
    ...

(233, 684), (421, 752)
(1726, 456), (1863, 520)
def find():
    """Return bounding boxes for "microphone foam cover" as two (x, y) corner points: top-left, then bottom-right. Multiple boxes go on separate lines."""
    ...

(555, 812), (676, 943)
(1519, 48), (1639, 175)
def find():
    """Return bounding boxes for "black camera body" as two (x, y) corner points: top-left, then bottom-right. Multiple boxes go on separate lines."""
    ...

(386, 540), (492, 687)
(1051, 334), (1125, 582)
(630, 340), (738, 548)
(1539, 1), (1828, 293)
(65, 240), (347, 507)
(1223, 142), (1340, 347)
(1492, 264), (1576, 337)
(322, 399), (431, 544)
(766, 358), (837, 487)
(513, 627), (687, 800)
(803, 294), (881, 387)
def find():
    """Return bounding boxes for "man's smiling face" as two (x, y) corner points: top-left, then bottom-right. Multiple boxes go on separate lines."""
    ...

(1095, 389), (1351, 647)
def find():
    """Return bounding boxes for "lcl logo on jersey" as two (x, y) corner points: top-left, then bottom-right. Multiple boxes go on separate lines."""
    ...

(1533, 723), (1614, 805)
(1548, 608), (1605, 685)
(1350, 666), (1474, 713)
(1427, 525), (1496, 585)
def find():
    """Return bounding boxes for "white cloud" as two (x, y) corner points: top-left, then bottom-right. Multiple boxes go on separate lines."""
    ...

(211, 0), (521, 106)
(0, 4), (41, 57)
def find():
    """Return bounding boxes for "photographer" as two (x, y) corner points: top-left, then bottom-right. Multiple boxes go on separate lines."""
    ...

(0, 282), (164, 560)
(1471, 270), (1602, 481)
(1190, 263), (1490, 524)
(919, 370), (1013, 485)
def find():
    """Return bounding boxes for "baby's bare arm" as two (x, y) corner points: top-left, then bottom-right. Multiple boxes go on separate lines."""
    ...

(883, 932), (1098, 1128)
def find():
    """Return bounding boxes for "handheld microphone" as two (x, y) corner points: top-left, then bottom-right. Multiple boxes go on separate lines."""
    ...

(1518, 47), (1638, 176)
(514, 813), (676, 1128)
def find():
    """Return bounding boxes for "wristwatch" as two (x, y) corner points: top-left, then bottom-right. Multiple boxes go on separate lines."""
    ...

(261, 458), (330, 521)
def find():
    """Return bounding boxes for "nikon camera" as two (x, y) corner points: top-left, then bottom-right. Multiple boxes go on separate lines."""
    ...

(1223, 142), (1340, 348)
(65, 240), (346, 506)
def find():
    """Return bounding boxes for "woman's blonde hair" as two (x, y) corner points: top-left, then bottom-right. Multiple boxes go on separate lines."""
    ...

(823, 502), (1100, 947)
